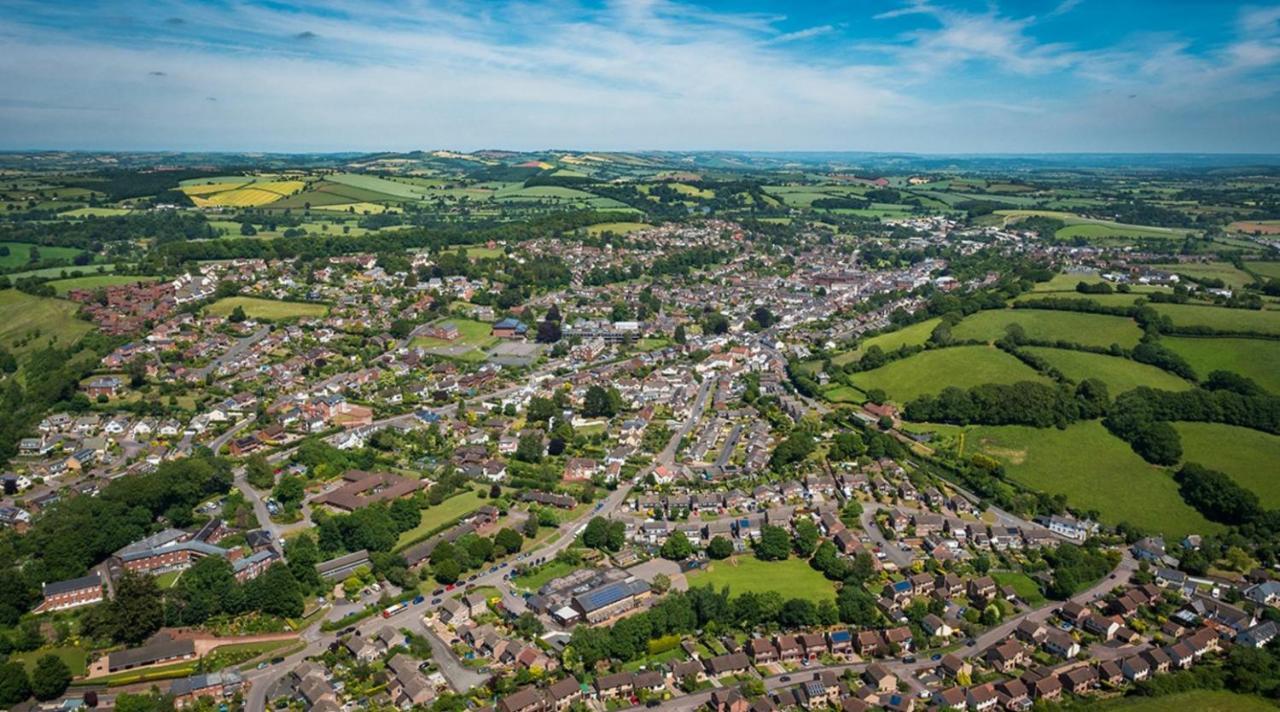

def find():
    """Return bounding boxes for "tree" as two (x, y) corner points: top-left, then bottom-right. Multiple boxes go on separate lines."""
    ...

(495, 528), (524, 555)
(101, 571), (164, 645)
(246, 564), (304, 618)
(515, 432), (544, 463)
(752, 306), (776, 328)
(228, 305), (247, 322)
(582, 385), (621, 418)
(707, 536), (734, 560)
(792, 520), (820, 558)
(536, 319), (562, 344)
(661, 531), (694, 561)
(0, 662), (31, 707)
(673, 324), (686, 344)
(526, 396), (557, 422)
(273, 475), (306, 508)
(755, 525), (791, 561)
(30, 655), (71, 701)
(434, 559), (462, 584)
(652, 573), (672, 594)
(245, 454), (275, 490)
(837, 584), (879, 626)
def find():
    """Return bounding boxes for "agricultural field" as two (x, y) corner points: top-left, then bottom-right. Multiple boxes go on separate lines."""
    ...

(831, 318), (942, 366)
(685, 556), (837, 603)
(1230, 220), (1280, 235)
(1175, 423), (1280, 509)
(186, 180), (306, 207)
(0, 241), (84, 270)
(1152, 261), (1254, 290)
(0, 289), (94, 358)
(995, 210), (1192, 241)
(951, 308), (1144, 349)
(1150, 303), (1280, 335)
(1020, 347), (1194, 393)
(1245, 261), (1280, 279)
(57, 206), (133, 217)
(585, 221), (651, 236)
(205, 296), (328, 321)
(968, 421), (1218, 538)
(1162, 336), (1280, 392)
(848, 346), (1049, 403)
(47, 274), (159, 295)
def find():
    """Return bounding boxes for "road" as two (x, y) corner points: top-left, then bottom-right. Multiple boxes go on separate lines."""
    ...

(859, 504), (914, 569)
(211, 416), (256, 455)
(194, 326), (270, 379)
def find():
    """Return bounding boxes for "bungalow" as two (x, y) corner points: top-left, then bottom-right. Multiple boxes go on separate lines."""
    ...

(705, 653), (750, 678)
(1239, 621), (1278, 649)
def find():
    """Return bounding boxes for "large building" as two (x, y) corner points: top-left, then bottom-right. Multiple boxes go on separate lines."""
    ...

(34, 573), (103, 613)
(571, 577), (651, 624)
(311, 470), (428, 512)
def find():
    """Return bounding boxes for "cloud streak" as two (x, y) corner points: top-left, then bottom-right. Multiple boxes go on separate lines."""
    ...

(0, 0), (1276, 152)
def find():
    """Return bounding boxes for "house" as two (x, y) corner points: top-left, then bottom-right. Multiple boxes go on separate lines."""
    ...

(548, 676), (583, 711)
(705, 653), (750, 678)
(937, 654), (970, 680)
(921, 614), (953, 639)
(34, 573), (103, 613)
(345, 635), (381, 663)
(1097, 660), (1123, 687)
(994, 679), (1030, 710)
(932, 687), (966, 710)
(1042, 629), (1080, 659)
(170, 670), (244, 709)
(775, 635), (802, 662)
(864, 663), (896, 693)
(85, 376), (124, 398)
(708, 688), (749, 712)
(1029, 675), (1062, 701)
(966, 683), (999, 712)
(747, 638), (779, 663)
(594, 672), (634, 699)
(1059, 666), (1098, 695)
(499, 686), (546, 712)
(985, 640), (1025, 673)
(1239, 621), (1278, 649)
(1122, 655), (1151, 682)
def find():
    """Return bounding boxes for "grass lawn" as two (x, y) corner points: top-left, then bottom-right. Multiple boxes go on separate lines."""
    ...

(1163, 336), (1280, 393)
(831, 318), (941, 366)
(990, 571), (1044, 604)
(1175, 422), (1280, 509)
(951, 308), (1143, 349)
(155, 570), (184, 589)
(411, 318), (498, 349)
(512, 560), (578, 591)
(685, 557), (837, 603)
(968, 421), (1219, 539)
(395, 489), (487, 549)
(47, 274), (159, 295)
(821, 384), (863, 403)
(1150, 303), (1280, 335)
(636, 337), (671, 352)
(1022, 347), (1195, 393)
(849, 346), (1049, 403)
(201, 639), (295, 670)
(464, 246), (505, 259)
(0, 289), (94, 359)
(11, 645), (89, 677)
(1100, 690), (1277, 712)
(206, 296), (328, 321)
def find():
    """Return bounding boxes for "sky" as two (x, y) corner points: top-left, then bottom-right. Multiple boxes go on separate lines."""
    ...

(1, 0), (1278, 153)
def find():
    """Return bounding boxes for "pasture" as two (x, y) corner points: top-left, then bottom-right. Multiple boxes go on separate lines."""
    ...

(1152, 262), (1254, 290)
(1231, 220), (1280, 235)
(1021, 347), (1194, 393)
(205, 296), (328, 321)
(1175, 423), (1280, 509)
(831, 318), (942, 366)
(1101, 690), (1276, 712)
(0, 289), (94, 358)
(995, 210), (1191, 242)
(1163, 336), (1280, 392)
(395, 489), (486, 549)
(685, 557), (836, 603)
(1245, 261), (1280, 279)
(585, 221), (651, 236)
(47, 274), (159, 295)
(951, 309), (1143, 349)
(969, 421), (1218, 538)
(0, 241), (83, 269)
(1150, 303), (1280, 335)
(849, 346), (1049, 403)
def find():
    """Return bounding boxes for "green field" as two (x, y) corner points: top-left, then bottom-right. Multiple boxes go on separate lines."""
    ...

(1099, 690), (1277, 712)
(1150, 304), (1280, 335)
(10, 645), (89, 677)
(821, 384), (863, 403)
(585, 221), (650, 236)
(0, 289), (94, 358)
(850, 346), (1049, 403)
(206, 296), (328, 321)
(411, 318), (499, 359)
(1163, 336), (1280, 393)
(1152, 262), (1255, 290)
(832, 318), (942, 366)
(1245, 261), (1280, 280)
(47, 274), (159, 295)
(1175, 422), (1280, 509)
(969, 421), (1218, 538)
(685, 557), (837, 603)
(1021, 347), (1194, 393)
(1057, 223), (1189, 241)
(0, 241), (84, 270)
(990, 571), (1045, 604)
(951, 309), (1143, 349)
(395, 489), (486, 549)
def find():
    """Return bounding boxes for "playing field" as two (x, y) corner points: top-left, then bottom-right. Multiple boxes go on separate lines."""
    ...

(951, 309), (1143, 349)
(1162, 336), (1280, 393)
(1150, 303), (1280, 335)
(411, 318), (497, 349)
(969, 421), (1218, 538)
(0, 289), (94, 358)
(849, 346), (1049, 403)
(1021, 347), (1194, 393)
(206, 296), (328, 321)
(47, 274), (159, 295)
(1175, 422), (1280, 509)
(685, 556), (837, 603)
(831, 318), (942, 366)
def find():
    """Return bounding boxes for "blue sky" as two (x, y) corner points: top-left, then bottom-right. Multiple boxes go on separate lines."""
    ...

(1, 0), (1278, 153)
